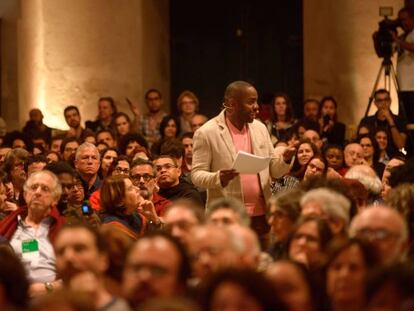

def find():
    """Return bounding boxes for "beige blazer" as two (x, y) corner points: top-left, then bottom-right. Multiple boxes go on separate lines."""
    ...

(191, 110), (290, 211)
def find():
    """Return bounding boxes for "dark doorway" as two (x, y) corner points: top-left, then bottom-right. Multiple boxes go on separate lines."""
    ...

(170, 0), (303, 118)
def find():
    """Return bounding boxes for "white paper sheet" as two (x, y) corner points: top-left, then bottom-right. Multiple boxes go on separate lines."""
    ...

(232, 151), (271, 174)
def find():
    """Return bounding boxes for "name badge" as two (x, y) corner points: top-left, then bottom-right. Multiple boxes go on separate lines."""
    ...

(22, 239), (40, 262)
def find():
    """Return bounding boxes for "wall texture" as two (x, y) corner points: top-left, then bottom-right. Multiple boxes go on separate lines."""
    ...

(304, 0), (403, 135)
(16, 0), (169, 130)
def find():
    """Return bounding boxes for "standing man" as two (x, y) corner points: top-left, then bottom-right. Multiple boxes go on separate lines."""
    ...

(395, 7), (414, 123)
(191, 81), (294, 245)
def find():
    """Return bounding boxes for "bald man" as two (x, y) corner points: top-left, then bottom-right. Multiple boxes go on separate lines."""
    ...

(349, 205), (409, 265)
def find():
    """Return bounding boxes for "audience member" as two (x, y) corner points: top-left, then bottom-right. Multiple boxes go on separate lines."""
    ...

(74, 142), (101, 199)
(22, 108), (52, 146)
(206, 197), (250, 227)
(358, 89), (407, 156)
(177, 90), (199, 134)
(267, 92), (297, 145)
(113, 111), (132, 139)
(319, 96), (346, 146)
(130, 88), (167, 144)
(86, 97), (117, 132)
(63, 105), (93, 140)
(349, 205), (409, 265)
(163, 199), (204, 246)
(122, 232), (191, 308)
(154, 155), (203, 205)
(54, 224), (130, 310)
(0, 170), (65, 295)
(60, 137), (80, 163)
(191, 113), (208, 132)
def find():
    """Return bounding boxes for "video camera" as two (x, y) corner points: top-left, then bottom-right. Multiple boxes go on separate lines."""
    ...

(373, 7), (401, 59)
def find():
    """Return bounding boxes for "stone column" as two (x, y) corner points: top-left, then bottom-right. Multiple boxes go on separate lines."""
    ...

(17, 0), (169, 129)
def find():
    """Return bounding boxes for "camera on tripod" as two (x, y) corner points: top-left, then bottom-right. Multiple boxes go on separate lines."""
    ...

(373, 7), (401, 59)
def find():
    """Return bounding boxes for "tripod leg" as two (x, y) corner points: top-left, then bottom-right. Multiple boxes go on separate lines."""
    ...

(365, 64), (385, 117)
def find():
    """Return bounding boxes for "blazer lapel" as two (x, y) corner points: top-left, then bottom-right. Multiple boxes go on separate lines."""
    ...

(217, 111), (237, 161)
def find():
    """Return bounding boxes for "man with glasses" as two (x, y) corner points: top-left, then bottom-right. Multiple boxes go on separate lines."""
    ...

(130, 158), (171, 217)
(349, 205), (409, 265)
(0, 170), (65, 295)
(358, 89), (407, 156)
(153, 155), (203, 205)
(122, 232), (191, 308)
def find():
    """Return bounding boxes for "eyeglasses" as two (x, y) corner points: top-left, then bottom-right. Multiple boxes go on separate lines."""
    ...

(28, 183), (52, 193)
(126, 263), (168, 277)
(155, 163), (177, 172)
(114, 167), (130, 175)
(130, 173), (154, 182)
(375, 97), (391, 103)
(355, 228), (400, 241)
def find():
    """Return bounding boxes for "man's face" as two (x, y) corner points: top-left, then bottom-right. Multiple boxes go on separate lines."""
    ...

(303, 130), (322, 149)
(351, 208), (408, 265)
(122, 237), (181, 306)
(24, 173), (58, 216)
(209, 209), (240, 227)
(68, 178), (85, 205)
(182, 137), (193, 161)
(63, 141), (79, 161)
(233, 86), (259, 124)
(344, 144), (364, 167)
(96, 132), (116, 148)
(303, 102), (319, 121)
(54, 227), (107, 284)
(50, 139), (63, 153)
(399, 11), (414, 32)
(98, 100), (113, 120)
(58, 173), (74, 203)
(154, 158), (181, 189)
(145, 91), (162, 113)
(374, 92), (391, 120)
(64, 109), (81, 128)
(191, 115), (207, 132)
(29, 109), (43, 123)
(130, 164), (156, 200)
(75, 147), (100, 176)
(164, 206), (199, 246)
(189, 226), (238, 280)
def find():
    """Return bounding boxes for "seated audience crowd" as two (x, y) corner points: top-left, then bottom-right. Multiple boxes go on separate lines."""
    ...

(0, 84), (413, 311)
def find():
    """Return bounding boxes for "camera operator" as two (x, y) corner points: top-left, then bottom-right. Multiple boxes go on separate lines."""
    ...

(394, 7), (414, 123)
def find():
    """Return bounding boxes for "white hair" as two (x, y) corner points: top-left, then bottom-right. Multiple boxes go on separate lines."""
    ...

(75, 142), (100, 161)
(300, 188), (351, 224)
(345, 165), (382, 195)
(24, 169), (62, 201)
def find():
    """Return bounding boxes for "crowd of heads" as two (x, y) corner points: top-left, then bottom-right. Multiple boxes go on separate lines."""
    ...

(0, 82), (413, 311)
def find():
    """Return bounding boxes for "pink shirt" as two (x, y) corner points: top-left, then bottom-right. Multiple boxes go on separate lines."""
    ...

(226, 118), (266, 216)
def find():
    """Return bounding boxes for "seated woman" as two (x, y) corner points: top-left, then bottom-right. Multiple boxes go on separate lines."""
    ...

(267, 92), (297, 145)
(287, 216), (332, 269)
(302, 155), (328, 182)
(358, 134), (385, 178)
(374, 129), (390, 165)
(99, 175), (146, 240)
(319, 96), (346, 146)
(325, 237), (378, 311)
(267, 189), (303, 260)
(150, 115), (181, 157)
(113, 112), (132, 140)
(289, 139), (319, 180)
(99, 148), (118, 179)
